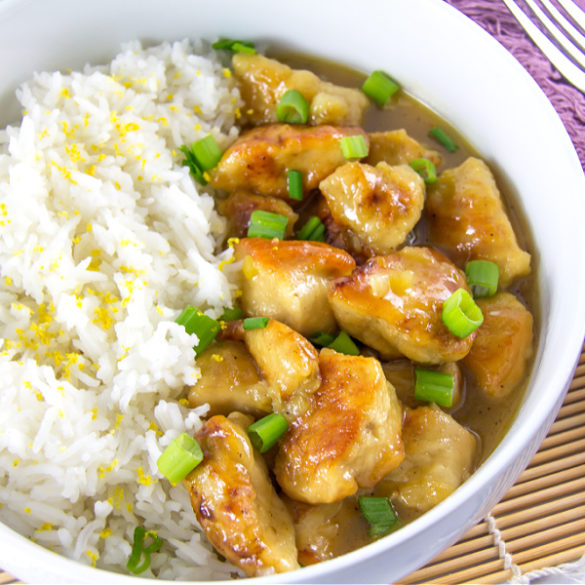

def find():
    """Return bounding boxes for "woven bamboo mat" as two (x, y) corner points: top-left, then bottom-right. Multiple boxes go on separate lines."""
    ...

(1, 347), (584, 585)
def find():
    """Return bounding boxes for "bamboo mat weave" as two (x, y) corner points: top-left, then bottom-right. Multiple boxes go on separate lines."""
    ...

(1, 349), (584, 584)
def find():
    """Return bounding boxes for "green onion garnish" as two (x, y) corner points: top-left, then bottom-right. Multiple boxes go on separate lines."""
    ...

(247, 413), (289, 453)
(327, 331), (360, 356)
(243, 316), (269, 330)
(409, 157), (437, 184)
(126, 526), (164, 575)
(361, 70), (400, 106)
(156, 432), (204, 484)
(429, 126), (459, 152)
(414, 368), (455, 407)
(339, 135), (369, 159)
(297, 216), (326, 241)
(465, 260), (499, 298)
(287, 169), (303, 201)
(190, 134), (223, 171)
(180, 145), (207, 185)
(310, 331), (336, 346)
(175, 305), (220, 355)
(358, 496), (400, 538)
(220, 306), (243, 321)
(276, 89), (309, 124)
(212, 38), (257, 54)
(247, 209), (289, 239)
(442, 288), (484, 338)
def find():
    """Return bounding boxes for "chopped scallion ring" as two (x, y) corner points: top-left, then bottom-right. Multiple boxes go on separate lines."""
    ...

(126, 526), (164, 575)
(442, 288), (484, 338)
(156, 432), (203, 484)
(327, 331), (360, 356)
(465, 260), (499, 298)
(297, 216), (326, 241)
(310, 331), (336, 347)
(429, 126), (459, 152)
(358, 496), (400, 538)
(243, 316), (269, 330)
(175, 305), (220, 355)
(191, 134), (223, 171)
(276, 89), (309, 124)
(361, 70), (400, 106)
(247, 413), (289, 453)
(180, 145), (207, 185)
(414, 368), (454, 407)
(339, 135), (369, 159)
(247, 209), (289, 239)
(409, 157), (437, 184)
(287, 169), (303, 201)
(212, 38), (257, 54)
(220, 306), (243, 321)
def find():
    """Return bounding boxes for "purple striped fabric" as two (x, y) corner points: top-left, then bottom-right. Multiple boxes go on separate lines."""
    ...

(444, 0), (585, 169)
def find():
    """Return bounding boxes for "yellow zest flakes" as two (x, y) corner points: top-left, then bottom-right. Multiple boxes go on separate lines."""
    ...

(114, 181), (121, 190)
(65, 143), (85, 163)
(120, 238), (137, 248)
(194, 123), (202, 132)
(83, 112), (91, 127)
(166, 93), (174, 101)
(120, 265), (146, 277)
(86, 550), (99, 567)
(136, 466), (156, 486)
(23, 379), (32, 390)
(97, 153), (106, 162)
(211, 353), (224, 363)
(100, 528), (112, 539)
(58, 408), (64, 418)
(60, 120), (78, 138)
(98, 459), (118, 479)
(13, 249), (24, 256)
(107, 487), (124, 510)
(24, 507), (31, 514)
(193, 105), (202, 114)
(169, 105), (178, 112)
(218, 257), (234, 272)
(4, 276), (12, 286)
(38, 128), (49, 139)
(37, 523), (54, 532)
(93, 306), (114, 330)
(86, 222), (93, 232)
(222, 68), (232, 78)
(235, 107), (241, 119)
(86, 165), (96, 177)
(50, 161), (77, 184)
(60, 87), (71, 99)
(157, 116), (168, 127)
(90, 407), (98, 420)
(227, 237), (240, 248)
(33, 245), (44, 253)
(12, 459), (20, 467)
(148, 421), (162, 436)
(219, 319), (227, 330)
(178, 398), (190, 407)
(234, 288), (243, 299)
(156, 305), (163, 316)
(35, 391), (44, 402)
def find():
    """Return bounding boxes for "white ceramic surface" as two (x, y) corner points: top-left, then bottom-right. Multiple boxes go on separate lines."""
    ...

(1, 0), (584, 583)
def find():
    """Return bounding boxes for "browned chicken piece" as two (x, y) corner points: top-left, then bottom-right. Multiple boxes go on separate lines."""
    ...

(208, 124), (369, 200)
(218, 191), (298, 238)
(426, 157), (531, 286)
(274, 348), (404, 504)
(382, 359), (463, 409)
(232, 53), (369, 127)
(366, 129), (442, 167)
(187, 340), (274, 418)
(284, 495), (368, 566)
(329, 246), (476, 363)
(185, 415), (300, 576)
(235, 238), (356, 336)
(376, 405), (477, 514)
(463, 292), (534, 398)
(319, 161), (425, 255)
(244, 319), (321, 419)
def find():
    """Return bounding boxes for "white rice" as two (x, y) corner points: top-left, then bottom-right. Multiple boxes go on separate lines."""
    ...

(0, 39), (245, 579)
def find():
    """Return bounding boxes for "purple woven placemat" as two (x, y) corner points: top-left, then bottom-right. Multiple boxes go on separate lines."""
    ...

(444, 0), (585, 170)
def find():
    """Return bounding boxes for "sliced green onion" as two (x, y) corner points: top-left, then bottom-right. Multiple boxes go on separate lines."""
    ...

(156, 432), (204, 484)
(191, 134), (223, 171)
(287, 169), (303, 201)
(409, 157), (437, 184)
(429, 126), (459, 152)
(180, 145), (207, 185)
(296, 215), (326, 242)
(465, 260), (499, 298)
(442, 288), (484, 338)
(310, 331), (336, 346)
(358, 496), (400, 538)
(247, 413), (289, 453)
(126, 526), (164, 575)
(247, 209), (289, 239)
(243, 316), (269, 330)
(175, 305), (220, 355)
(212, 38), (257, 54)
(327, 331), (360, 356)
(361, 70), (400, 106)
(414, 368), (454, 407)
(339, 135), (369, 159)
(220, 306), (243, 321)
(276, 89), (309, 124)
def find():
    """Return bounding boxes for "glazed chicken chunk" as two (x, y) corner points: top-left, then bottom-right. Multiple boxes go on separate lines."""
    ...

(208, 124), (369, 200)
(376, 405), (477, 514)
(366, 129), (441, 167)
(274, 348), (404, 504)
(235, 238), (356, 336)
(426, 157), (531, 286)
(329, 246), (476, 363)
(185, 414), (300, 576)
(232, 53), (369, 126)
(463, 292), (534, 398)
(319, 161), (425, 255)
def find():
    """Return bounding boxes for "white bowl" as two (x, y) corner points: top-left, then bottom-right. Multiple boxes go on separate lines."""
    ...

(1, 0), (584, 583)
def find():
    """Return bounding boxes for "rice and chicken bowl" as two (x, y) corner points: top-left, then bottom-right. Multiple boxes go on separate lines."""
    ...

(0, 37), (535, 579)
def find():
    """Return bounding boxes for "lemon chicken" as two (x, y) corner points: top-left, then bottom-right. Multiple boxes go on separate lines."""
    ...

(166, 49), (536, 577)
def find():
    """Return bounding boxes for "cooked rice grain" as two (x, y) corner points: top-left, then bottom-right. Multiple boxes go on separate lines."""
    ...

(0, 39), (243, 579)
